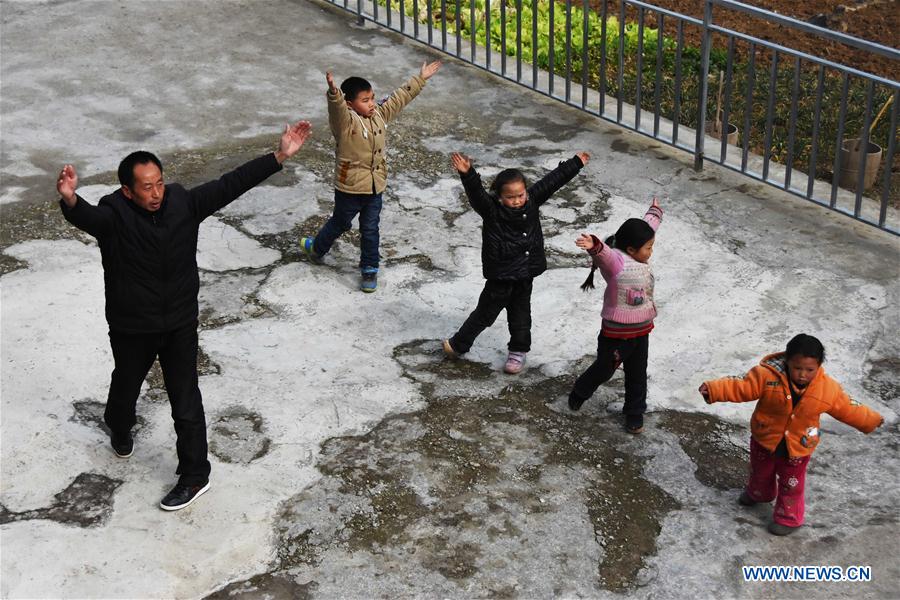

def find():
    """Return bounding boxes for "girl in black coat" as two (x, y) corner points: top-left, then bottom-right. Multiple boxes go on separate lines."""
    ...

(443, 150), (589, 373)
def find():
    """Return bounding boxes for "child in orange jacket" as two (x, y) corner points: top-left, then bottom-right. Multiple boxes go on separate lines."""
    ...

(699, 334), (883, 536)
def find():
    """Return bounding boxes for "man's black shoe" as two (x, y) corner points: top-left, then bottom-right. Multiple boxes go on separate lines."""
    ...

(159, 482), (210, 511)
(111, 432), (133, 458)
(568, 391), (588, 411)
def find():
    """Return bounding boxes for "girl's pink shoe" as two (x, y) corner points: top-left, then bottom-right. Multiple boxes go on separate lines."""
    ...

(504, 351), (527, 374)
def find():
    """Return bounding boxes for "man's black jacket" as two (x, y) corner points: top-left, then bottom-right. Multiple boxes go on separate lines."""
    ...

(459, 155), (584, 280)
(60, 153), (282, 333)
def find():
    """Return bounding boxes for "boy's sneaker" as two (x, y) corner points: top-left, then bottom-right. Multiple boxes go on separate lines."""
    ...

(442, 339), (459, 358)
(767, 521), (800, 536)
(160, 481), (210, 511)
(360, 271), (377, 293)
(625, 414), (644, 434)
(568, 391), (588, 412)
(503, 351), (527, 374)
(299, 236), (323, 264)
(110, 432), (133, 458)
(738, 491), (757, 506)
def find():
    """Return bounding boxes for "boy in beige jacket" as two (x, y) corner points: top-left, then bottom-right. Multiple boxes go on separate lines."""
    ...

(301, 60), (441, 292)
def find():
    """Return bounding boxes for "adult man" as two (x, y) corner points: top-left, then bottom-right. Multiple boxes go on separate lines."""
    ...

(55, 121), (311, 510)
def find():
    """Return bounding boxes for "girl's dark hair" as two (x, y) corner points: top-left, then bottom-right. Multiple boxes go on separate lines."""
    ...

(580, 218), (656, 291)
(341, 76), (373, 101)
(490, 168), (527, 194)
(785, 333), (825, 363)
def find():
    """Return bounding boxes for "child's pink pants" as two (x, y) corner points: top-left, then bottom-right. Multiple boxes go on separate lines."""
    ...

(745, 437), (811, 527)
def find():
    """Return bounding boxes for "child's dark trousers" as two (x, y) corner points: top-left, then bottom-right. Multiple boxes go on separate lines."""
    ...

(450, 278), (533, 353)
(570, 333), (648, 415)
(314, 189), (383, 271)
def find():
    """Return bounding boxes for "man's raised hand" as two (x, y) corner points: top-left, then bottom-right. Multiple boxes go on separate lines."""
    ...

(420, 60), (442, 80)
(276, 121), (313, 163)
(57, 164), (78, 207)
(450, 152), (471, 174)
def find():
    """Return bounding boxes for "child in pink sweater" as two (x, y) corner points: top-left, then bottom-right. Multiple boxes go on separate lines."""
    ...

(568, 198), (663, 434)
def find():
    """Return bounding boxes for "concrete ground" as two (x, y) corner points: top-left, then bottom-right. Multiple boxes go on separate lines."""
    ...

(1, 0), (898, 598)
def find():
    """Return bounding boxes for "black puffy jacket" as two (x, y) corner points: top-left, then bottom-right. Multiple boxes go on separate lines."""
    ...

(459, 155), (584, 280)
(61, 153), (282, 333)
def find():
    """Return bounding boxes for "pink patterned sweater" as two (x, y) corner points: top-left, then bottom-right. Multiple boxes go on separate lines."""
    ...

(587, 202), (663, 337)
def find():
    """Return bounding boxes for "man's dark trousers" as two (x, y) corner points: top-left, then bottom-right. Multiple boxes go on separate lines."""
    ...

(105, 320), (210, 486)
(450, 278), (533, 353)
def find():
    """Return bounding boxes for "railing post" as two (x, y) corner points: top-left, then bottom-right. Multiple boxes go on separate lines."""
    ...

(694, 0), (713, 170)
(357, 0), (364, 25)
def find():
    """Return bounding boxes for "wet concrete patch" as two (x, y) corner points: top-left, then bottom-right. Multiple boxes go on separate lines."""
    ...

(611, 138), (638, 156)
(256, 346), (679, 595)
(208, 408), (271, 464)
(206, 573), (317, 599)
(864, 357), (900, 408)
(656, 410), (749, 491)
(0, 472), (123, 527)
(70, 399), (147, 436)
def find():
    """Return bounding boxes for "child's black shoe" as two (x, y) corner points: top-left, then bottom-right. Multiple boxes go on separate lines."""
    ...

(738, 491), (757, 506)
(767, 521), (800, 536)
(625, 414), (644, 434)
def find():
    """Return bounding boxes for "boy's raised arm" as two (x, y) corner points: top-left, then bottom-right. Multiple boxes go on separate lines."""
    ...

(452, 152), (492, 216)
(326, 71), (351, 137)
(378, 60), (441, 123)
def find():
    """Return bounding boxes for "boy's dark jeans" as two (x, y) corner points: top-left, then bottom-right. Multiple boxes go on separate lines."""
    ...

(450, 278), (533, 354)
(105, 321), (211, 486)
(314, 189), (383, 271)
(571, 333), (648, 415)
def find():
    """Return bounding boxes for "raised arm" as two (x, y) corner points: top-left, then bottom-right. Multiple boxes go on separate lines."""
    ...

(451, 152), (492, 217)
(826, 386), (884, 434)
(528, 153), (589, 207)
(190, 121), (311, 220)
(576, 233), (623, 278)
(326, 71), (352, 138)
(702, 366), (766, 405)
(644, 196), (664, 231)
(377, 60), (440, 123)
(56, 164), (113, 238)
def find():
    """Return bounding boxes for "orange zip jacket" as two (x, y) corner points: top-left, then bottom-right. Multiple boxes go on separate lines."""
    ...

(704, 352), (882, 458)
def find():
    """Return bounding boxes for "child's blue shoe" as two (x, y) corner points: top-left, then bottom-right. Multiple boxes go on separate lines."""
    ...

(360, 269), (378, 293)
(300, 236), (323, 264)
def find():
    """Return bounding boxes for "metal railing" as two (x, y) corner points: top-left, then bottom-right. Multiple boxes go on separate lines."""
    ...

(322, 0), (900, 234)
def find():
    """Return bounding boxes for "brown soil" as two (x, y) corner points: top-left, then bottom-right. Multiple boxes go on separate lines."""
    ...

(594, 0), (899, 81)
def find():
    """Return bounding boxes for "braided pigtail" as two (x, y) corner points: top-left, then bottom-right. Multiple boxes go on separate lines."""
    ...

(580, 234), (615, 292)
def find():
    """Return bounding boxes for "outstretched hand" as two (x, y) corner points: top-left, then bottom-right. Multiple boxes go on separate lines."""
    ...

(651, 196), (661, 209)
(699, 382), (710, 403)
(276, 121), (313, 163)
(325, 71), (338, 94)
(420, 60), (442, 80)
(57, 164), (78, 207)
(450, 152), (471, 174)
(576, 151), (590, 166)
(575, 233), (595, 250)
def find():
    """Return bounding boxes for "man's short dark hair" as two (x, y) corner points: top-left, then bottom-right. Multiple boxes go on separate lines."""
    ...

(118, 151), (163, 189)
(341, 76), (372, 101)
